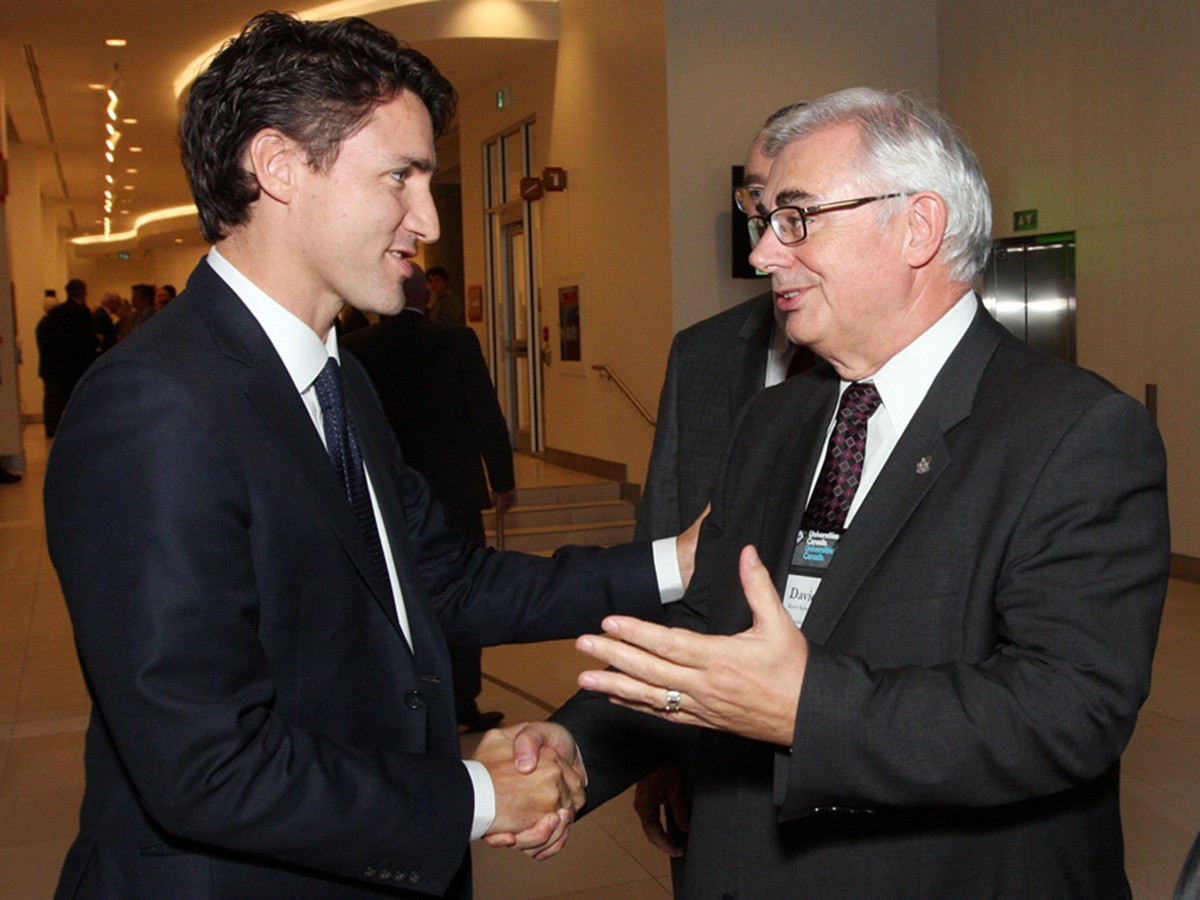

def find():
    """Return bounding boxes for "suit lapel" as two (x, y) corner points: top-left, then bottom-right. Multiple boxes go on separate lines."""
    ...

(340, 361), (441, 653)
(799, 307), (1003, 644)
(191, 261), (408, 639)
(718, 373), (838, 634)
(342, 357), (460, 678)
(727, 295), (774, 423)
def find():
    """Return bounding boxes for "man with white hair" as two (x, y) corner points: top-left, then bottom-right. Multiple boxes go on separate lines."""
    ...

(519, 87), (1169, 897)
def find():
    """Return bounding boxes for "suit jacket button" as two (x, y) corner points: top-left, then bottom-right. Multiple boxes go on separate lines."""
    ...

(407, 871), (421, 885)
(362, 867), (377, 878)
(392, 871), (408, 883)
(378, 868), (393, 881)
(405, 691), (425, 710)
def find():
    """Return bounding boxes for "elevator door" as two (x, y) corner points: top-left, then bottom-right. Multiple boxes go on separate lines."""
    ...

(981, 234), (1076, 363)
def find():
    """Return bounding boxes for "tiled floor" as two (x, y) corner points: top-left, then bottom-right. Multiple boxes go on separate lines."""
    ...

(1, 425), (1197, 898)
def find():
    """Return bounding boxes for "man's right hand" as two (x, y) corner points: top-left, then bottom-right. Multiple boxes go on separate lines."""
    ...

(634, 764), (689, 857)
(471, 725), (585, 860)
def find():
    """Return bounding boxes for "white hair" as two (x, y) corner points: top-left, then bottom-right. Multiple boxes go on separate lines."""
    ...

(762, 87), (992, 284)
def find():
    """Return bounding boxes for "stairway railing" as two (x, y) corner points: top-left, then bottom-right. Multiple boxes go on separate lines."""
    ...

(592, 364), (656, 427)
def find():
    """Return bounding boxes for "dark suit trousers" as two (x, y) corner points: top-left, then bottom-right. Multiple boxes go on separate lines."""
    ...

(43, 379), (74, 437)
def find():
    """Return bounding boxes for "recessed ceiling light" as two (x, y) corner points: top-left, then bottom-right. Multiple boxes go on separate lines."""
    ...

(105, 39), (127, 47)
(123, 185), (135, 190)
(129, 147), (143, 153)
(174, 238), (184, 244)
(87, 83), (106, 91)
(121, 118), (138, 125)
(125, 168), (138, 174)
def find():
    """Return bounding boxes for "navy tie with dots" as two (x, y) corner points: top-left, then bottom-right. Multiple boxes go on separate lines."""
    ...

(801, 381), (882, 532)
(314, 358), (392, 598)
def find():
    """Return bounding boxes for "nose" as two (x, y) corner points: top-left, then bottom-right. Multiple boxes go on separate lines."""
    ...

(747, 223), (790, 273)
(405, 182), (441, 245)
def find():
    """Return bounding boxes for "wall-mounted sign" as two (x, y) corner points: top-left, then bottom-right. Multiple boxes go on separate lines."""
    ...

(519, 177), (544, 201)
(558, 284), (581, 363)
(1013, 209), (1038, 232)
(467, 285), (483, 323)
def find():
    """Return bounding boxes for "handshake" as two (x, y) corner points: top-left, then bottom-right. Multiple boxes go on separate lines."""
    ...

(471, 721), (583, 860)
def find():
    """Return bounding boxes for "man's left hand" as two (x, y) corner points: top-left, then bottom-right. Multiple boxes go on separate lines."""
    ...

(576, 545), (807, 746)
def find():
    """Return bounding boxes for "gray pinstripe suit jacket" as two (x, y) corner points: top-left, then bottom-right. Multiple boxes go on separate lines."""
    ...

(636, 292), (776, 541)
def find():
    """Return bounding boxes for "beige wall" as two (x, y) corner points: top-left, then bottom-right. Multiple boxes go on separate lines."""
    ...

(68, 240), (206, 303)
(6, 142), (49, 426)
(938, 0), (1200, 556)
(0, 75), (20, 457)
(456, 0), (938, 486)
(665, 0), (938, 332)
(458, 0), (673, 485)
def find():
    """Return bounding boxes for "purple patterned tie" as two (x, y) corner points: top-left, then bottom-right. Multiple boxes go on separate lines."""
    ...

(314, 358), (392, 597)
(801, 382), (881, 531)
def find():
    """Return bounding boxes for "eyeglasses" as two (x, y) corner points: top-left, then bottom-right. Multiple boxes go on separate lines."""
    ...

(747, 193), (907, 247)
(734, 184), (764, 215)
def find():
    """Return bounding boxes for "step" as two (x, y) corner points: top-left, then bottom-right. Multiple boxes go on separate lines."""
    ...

(484, 498), (636, 530)
(510, 481), (625, 507)
(490, 519), (637, 553)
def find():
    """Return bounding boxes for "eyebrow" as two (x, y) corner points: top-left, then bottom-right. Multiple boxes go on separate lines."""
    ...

(774, 188), (817, 207)
(391, 155), (437, 175)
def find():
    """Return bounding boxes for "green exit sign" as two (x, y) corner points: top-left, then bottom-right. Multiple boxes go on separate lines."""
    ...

(1013, 209), (1038, 232)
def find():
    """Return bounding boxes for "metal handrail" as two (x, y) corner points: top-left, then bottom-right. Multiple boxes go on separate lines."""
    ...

(592, 364), (656, 427)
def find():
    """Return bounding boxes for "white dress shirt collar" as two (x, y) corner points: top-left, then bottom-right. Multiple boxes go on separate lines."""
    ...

(207, 246), (336, 392)
(862, 290), (978, 432)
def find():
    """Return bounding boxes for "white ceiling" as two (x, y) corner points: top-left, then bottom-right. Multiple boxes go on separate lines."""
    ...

(0, 0), (558, 243)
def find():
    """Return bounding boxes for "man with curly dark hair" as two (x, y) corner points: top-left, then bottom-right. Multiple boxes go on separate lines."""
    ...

(46, 13), (695, 898)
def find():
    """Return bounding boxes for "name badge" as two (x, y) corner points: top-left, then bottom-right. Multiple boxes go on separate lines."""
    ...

(783, 529), (841, 629)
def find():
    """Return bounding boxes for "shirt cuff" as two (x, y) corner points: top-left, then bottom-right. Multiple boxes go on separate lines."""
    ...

(652, 537), (685, 603)
(463, 759), (496, 841)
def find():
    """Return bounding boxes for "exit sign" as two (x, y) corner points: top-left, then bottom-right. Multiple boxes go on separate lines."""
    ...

(1013, 209), (1038, 232)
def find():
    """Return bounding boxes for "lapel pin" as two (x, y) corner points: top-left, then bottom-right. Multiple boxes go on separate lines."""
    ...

(916, 456), (932, 475)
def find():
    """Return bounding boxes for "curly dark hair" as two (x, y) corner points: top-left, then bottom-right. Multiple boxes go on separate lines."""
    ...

(180, 12), (457, 243)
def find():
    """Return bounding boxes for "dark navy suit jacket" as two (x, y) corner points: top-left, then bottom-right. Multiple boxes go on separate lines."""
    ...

(46, 259), (662, 898)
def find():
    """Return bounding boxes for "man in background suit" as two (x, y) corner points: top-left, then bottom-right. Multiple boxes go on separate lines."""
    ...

(343, 265), (516, 733)
(632, 105), (819, 868)
(636, 103), (813, 544)
(36, 278), (96, 437)
(45, 14), (697, 898)
(93, 292), (123, 352)
(515, 87), (1169, 897)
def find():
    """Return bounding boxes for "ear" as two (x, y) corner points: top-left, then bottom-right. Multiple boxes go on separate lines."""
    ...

(902, 192), (948, 270)
(246, 129), (301, 205)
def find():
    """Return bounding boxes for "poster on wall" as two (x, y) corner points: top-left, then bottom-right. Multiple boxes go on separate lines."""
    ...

(558, 284), (581, 363)
(466, 284), (483, 323)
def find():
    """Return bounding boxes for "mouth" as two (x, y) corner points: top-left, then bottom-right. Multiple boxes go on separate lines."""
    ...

(774, 287), (807, 312)
(388, 249), (415, 277)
